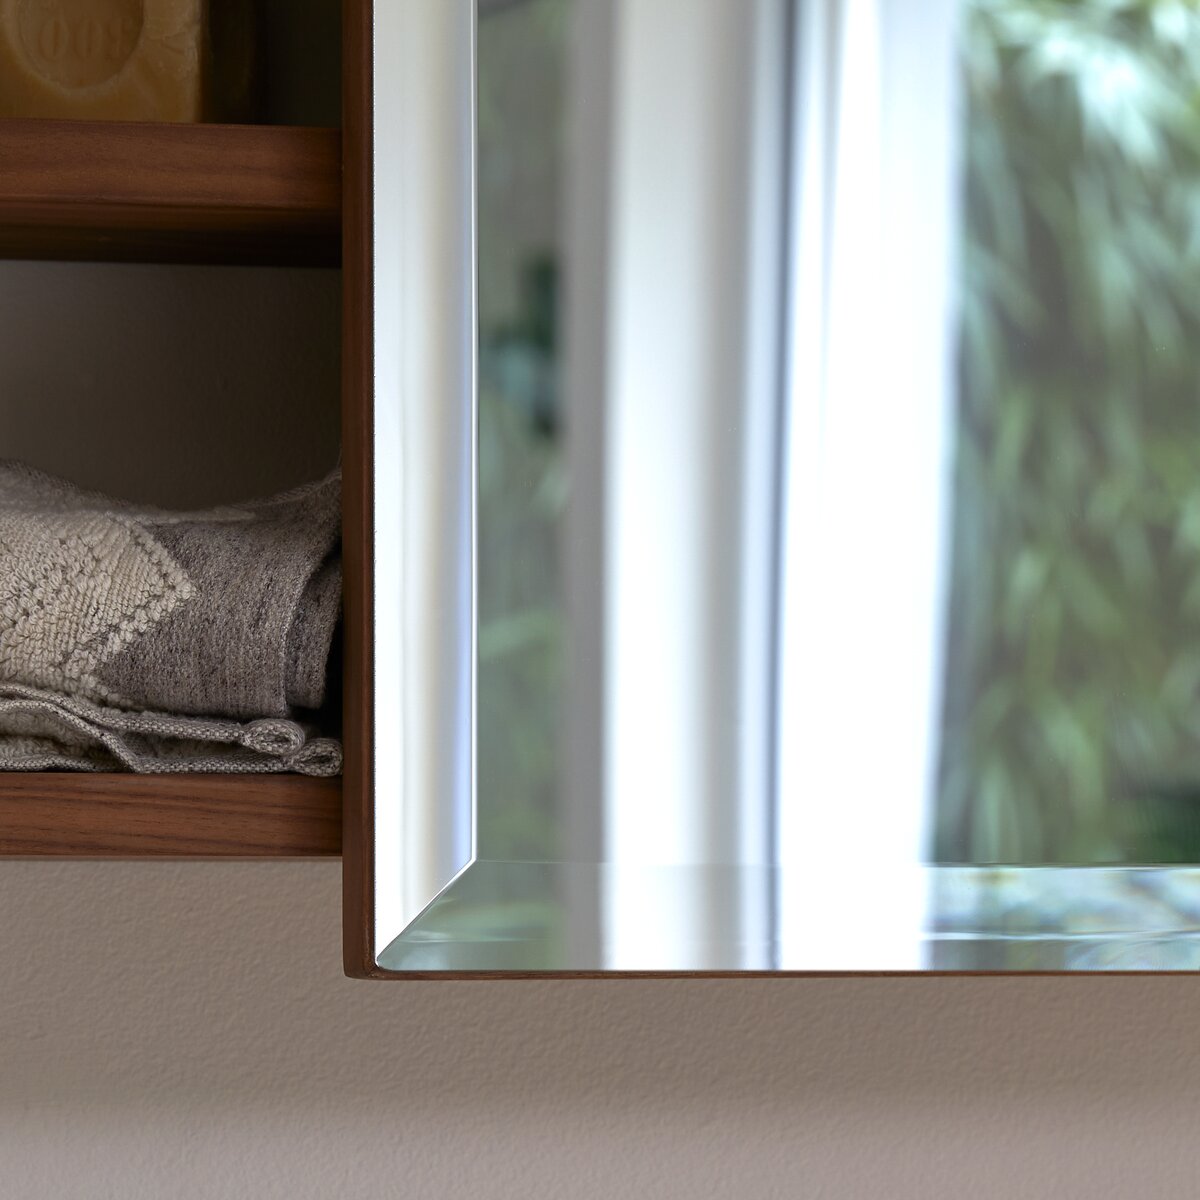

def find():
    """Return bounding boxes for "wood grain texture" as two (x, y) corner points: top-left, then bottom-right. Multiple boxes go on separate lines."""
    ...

(0, 120), (341, 265)
(0, 774), (341, 857)
(341, 0), (377, 977)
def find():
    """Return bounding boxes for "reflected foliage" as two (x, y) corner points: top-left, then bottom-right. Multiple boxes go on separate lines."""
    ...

(938, 0), (1200, 862)
(476, 0), (568, 862)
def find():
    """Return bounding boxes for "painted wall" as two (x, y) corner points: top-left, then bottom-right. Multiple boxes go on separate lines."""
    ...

(4, 861), (1200, 1197)
(3, 266), (1198, 1199)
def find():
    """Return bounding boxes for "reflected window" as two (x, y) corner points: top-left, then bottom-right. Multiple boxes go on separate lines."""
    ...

(938, 0), (1200, 864)
(476, 0), (569, 863)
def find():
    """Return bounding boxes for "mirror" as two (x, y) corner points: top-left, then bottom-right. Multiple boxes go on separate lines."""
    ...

(352, 0), (1200, 974)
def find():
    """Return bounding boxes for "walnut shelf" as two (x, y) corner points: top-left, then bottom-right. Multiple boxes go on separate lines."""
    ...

(0, 120), (341, 266)
(0, 774), (341, 857)
(0, 120), (345, 856)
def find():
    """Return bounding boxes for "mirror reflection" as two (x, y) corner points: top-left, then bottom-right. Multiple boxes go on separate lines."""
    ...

(476, 0), (567, 868)
(938, 0), (1200, 867)
(383, 0), (1200, 971)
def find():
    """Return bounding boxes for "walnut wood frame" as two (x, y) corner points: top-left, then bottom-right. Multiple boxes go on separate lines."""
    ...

(341, 0), (376, 976)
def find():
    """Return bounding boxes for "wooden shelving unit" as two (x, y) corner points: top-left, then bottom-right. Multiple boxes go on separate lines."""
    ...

(0, 120), (341, 266)
(0, 774), (341, 857)
(0, 117), (345, 856)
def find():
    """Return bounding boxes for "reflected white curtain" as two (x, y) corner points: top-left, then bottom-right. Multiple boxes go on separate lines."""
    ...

(564, 0), (789, 969)
(565, 0), (962, 970)
(777, 0), (962, 968)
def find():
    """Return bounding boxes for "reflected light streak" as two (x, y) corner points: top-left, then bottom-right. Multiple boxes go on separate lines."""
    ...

(600, 0), (787, 969)
(777, 0), (961, 969)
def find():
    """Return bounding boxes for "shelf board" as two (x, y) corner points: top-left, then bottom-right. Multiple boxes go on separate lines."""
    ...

(0, 120), (341, 266)
(0, 774), (341, 857)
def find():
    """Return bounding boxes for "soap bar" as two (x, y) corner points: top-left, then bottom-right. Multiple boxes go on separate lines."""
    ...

(0, 0), (255, 122)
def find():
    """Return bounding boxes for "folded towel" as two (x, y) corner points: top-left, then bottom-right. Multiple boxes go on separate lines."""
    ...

(0, 460), (341, 718)
(0, 682), (342, 776)
(0, 461), (342, 774)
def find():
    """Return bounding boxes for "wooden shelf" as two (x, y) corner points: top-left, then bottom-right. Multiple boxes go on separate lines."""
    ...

(0, 774), (341, 857)
(0, 120), (341, 266)
(0, 121), (345, 856)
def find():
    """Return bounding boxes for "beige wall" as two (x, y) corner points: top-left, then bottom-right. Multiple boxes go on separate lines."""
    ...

(3, 861), (1200, 1197)
(4, 266), (1199, 1199)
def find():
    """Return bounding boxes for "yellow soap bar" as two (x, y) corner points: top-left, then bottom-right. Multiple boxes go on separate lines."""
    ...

(0, 0), (255, 122)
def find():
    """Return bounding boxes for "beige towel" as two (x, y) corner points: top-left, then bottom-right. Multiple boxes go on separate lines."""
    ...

(0, 682), (342, 776)
(0, 462), (342, 774)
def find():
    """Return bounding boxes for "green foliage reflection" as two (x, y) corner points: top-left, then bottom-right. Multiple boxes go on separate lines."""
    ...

(938, 0), (1200, 862)
(476, 0), (568, 863)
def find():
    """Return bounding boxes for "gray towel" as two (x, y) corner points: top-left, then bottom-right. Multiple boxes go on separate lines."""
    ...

(0, 462), (342, 775)
(0, 682), (342, 776)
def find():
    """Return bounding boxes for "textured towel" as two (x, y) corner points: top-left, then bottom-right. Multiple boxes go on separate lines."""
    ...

(0, 461), (342, 774)
(0, 682), (342, 776)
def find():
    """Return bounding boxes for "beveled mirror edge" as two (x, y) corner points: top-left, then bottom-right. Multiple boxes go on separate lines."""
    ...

(343, 0), (478, 979)
(372, 0), (477, 960)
